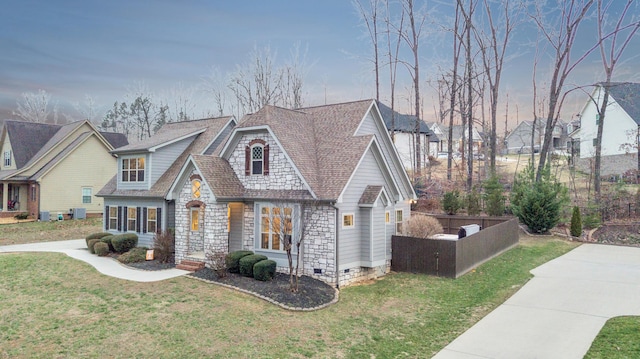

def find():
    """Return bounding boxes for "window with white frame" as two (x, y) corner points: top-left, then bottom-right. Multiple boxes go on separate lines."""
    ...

(3, 150), (10, 167)
(251, 145), (264, 175)
(108, 206), (118, 230)
(260, 206), (292, 251)
(121, 157), (145, 182)
(147, 208), (157, 233)
(82, 188), (92, 204)
(395, 209), (404, 234)
(127, 207), (137, 232)
(190, 207), (199, 231)
(342, 213), (354, 228)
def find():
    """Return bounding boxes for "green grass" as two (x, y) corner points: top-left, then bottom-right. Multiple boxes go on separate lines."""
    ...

(0, 217), (102, 245)
(0, 236), (577, 358)
(585, 316), (640, 359)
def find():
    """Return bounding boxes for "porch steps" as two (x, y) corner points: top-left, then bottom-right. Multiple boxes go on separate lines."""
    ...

(176, 260), (206, 272)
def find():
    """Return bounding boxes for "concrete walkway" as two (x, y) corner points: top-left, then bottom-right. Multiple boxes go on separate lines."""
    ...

(433, 244), (640, 359)
(0, 239), (189, 282)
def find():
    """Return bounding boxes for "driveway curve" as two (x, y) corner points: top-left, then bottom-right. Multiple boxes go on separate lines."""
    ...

(433, 243), (640, 359)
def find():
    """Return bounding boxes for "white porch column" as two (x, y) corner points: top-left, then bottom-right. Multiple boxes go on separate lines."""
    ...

(1, 182), (7, 211)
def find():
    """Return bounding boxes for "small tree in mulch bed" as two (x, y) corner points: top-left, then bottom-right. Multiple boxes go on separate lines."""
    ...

(153, 230), (175, 263)
(570, 206), (582, 237)
(206, 251), (228, 278)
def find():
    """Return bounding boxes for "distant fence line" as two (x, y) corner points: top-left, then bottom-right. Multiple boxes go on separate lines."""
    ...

(392, 217), (519, 278)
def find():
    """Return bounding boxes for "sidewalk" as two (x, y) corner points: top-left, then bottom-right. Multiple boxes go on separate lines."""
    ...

(433, 244), (640, 359)
(0, 239), (189, 282)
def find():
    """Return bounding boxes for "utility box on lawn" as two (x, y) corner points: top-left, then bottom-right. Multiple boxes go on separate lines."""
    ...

(458, 224), (481, 238)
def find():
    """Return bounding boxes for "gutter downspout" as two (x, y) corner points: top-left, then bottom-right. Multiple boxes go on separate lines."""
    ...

(331, 202), (340, 289)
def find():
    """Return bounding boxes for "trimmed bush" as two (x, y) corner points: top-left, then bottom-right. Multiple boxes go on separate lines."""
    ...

(85, 232), (111, 247)
(100, 235), (115, 252)
(253, 259), (277, 281)
(118, 247), (148, 264)
(87, 238), (102, 254)
(225, 250), (254, 273)
(153, 230), (175, 263)
(94, 242), (110, 257)
(404, 214), (443, 239)
(570, 206), (583, 237)
(239, 254), (268, 277)
(111, 233), (138, 253)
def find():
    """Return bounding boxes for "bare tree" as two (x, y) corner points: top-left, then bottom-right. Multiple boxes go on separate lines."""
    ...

(202, 66), (230, 117)
(398, 0), (427, 179)
(592, 0), (640, 198)
(281, 43), (307, 109)
(474, 0), (517, 174)
(13, 89), (56, 123)
(269, 201), (322, 292)
(354, 0), (381, 101)
(73, 94), (101, 123)
(384, 0), (404, 142)
(529, 0), (596, 181)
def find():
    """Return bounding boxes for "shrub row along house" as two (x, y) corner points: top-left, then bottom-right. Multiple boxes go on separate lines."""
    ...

(97, 100), (415, 287)
(0, 120), (127, 218)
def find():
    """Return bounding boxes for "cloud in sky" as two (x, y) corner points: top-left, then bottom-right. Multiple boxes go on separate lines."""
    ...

(0, 0), (638, 127)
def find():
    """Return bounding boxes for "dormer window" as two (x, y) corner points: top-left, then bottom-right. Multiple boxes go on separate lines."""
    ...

(244, 139), (269, 176)
(3, 150), (10, 167)
(122, 157), (145, 182)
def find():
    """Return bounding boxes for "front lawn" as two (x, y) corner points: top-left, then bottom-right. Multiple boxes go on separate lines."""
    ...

(585, 316), (640, 358)
(0, 236), (577, 358)
(0, 217), (102, 245)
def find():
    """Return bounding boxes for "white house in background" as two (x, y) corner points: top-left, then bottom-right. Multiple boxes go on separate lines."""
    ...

(441, 125), (483, 154)
(425, 122), (444, 156)
(573, 82), (640, 176)
(504, 119), (568, 155)
(376, 101), (435, 173)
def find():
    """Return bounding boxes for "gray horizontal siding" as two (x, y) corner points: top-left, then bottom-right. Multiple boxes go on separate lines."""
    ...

(372, 205), (386, 261)
(204, 122), (234, 155)
(360, 208), (371, 262)
(103, 197), (166, 248)
(117, 154), (150, 190)
(150, 135), (196, 184)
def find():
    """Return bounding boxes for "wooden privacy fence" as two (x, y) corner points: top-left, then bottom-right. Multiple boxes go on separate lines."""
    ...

(428, 214), (513, 235)
(391, 217), (519, 278)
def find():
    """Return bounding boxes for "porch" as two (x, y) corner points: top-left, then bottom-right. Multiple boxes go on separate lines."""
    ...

(0, 182), (31, 218)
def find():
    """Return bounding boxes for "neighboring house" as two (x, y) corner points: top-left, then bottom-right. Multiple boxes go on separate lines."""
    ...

(166, 100), (415, 287)
(441, 125), (483, 154)
(505, 119), (568, 155)
(96, 116), (236, 247)
(573, 82), (640, 176)
(376, 101), (435, 173)
(0, 120), (127, 218)
(425, 122), (444, 157)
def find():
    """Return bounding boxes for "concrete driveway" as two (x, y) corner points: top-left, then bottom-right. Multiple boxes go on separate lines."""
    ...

(433, 243), (640, 359)
(0, 239), (189, 282)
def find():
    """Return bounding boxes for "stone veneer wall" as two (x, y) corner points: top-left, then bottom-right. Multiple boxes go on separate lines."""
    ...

(576, 153), (638, 177)
(227, 132), (306, 190)
(175, 168), (228, 264)
(301, 205), (337, 284)
(337, 262), (391, 287)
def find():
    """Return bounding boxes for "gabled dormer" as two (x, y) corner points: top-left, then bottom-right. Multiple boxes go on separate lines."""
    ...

(1, 129), (15, 171)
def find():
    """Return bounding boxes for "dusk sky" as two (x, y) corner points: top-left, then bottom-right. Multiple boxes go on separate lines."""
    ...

(1, 0), (638, 129)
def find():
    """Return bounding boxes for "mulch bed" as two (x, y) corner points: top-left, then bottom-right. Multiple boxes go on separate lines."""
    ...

(590, 223), (640, 247)
(125, 259), (177, 271)
(189, 269), (337, 310)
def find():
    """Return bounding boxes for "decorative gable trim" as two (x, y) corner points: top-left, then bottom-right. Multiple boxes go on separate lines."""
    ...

(190, 174), (202, 181)
(220, 125), (317, 199)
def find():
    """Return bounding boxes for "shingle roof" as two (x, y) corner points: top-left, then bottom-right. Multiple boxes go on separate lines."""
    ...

(605, 82), (640, 124)
(98, 116), (233, 198)
(191, 155), (244, 199)
(3, 120), (61, 168)
(236, 100), (376, 200)
(29, 132), (92, 180)
(358, 185), (384, 205)
(100, 132), (129, 149)
(21, 121), (85, 169)
(376, 101), (432, 134)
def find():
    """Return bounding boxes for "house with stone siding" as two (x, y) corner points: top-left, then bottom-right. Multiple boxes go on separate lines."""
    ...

(168, 100), (416, 287)
(0, 120), (127, 219)
(96, 116), (236, 247)
(572, 82), (640, 177)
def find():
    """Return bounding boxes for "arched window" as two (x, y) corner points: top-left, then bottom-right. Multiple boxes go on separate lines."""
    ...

(244, 139), (269, 176)
(192, 179), (201, 199)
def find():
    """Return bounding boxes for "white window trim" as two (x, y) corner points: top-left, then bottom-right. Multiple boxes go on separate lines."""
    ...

(342, 213), (355, 228)
(121, 156), (146, 183)
(395, 209), (404, 235)
(256, 203), (297, 253)
(147, 207), (157, 233)
(192, 180), (201, 199)
(82, 187), (92, 204)
(126, 207), (137, 233)
(108, 206), (118, 230)
(3, 150), (10, 167)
